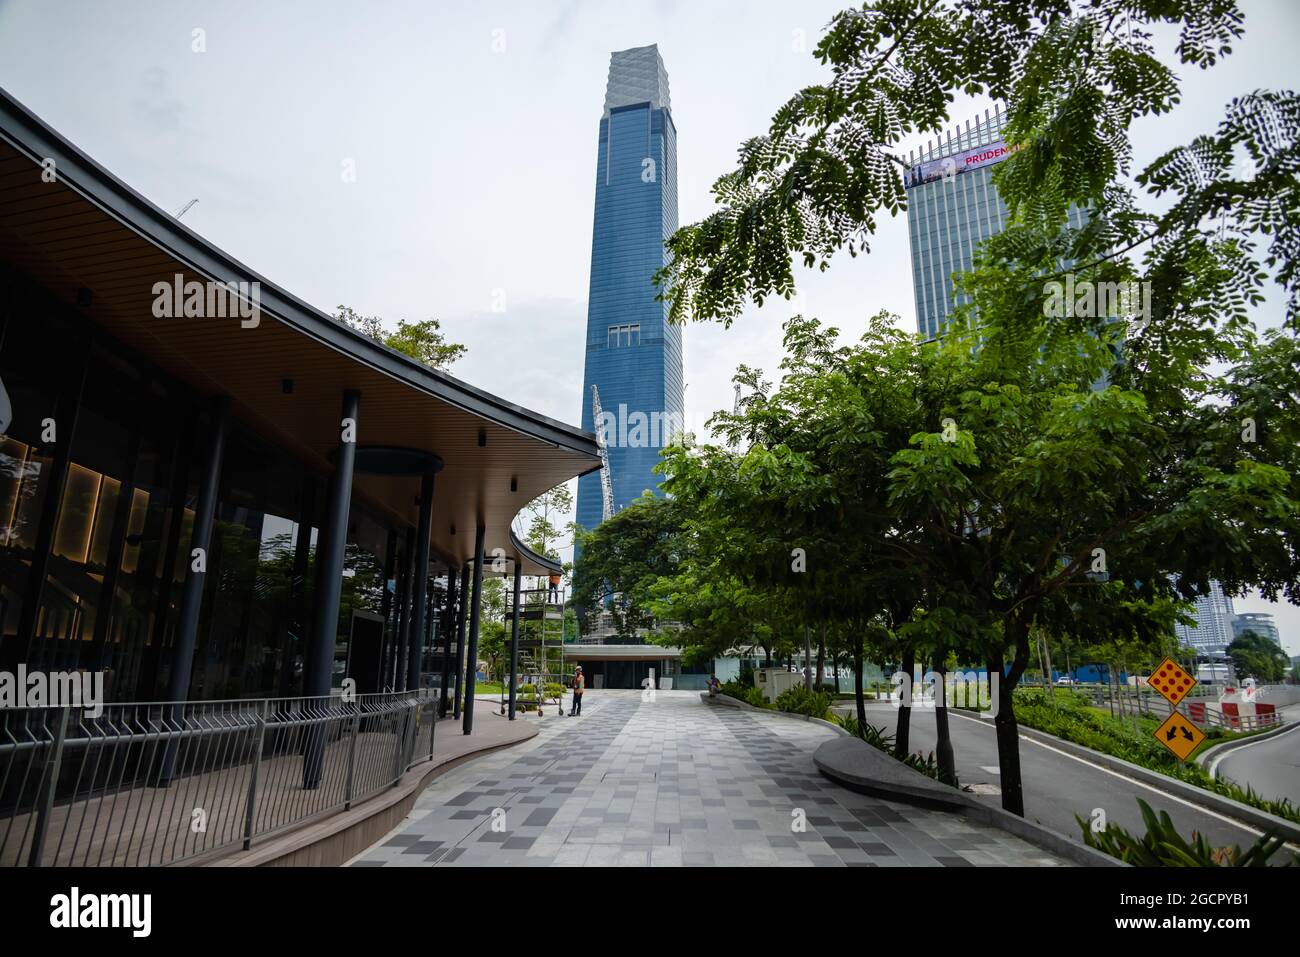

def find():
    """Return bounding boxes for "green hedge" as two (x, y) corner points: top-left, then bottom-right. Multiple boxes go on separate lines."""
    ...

(775, 685), (832, 719)
(718, 680), (768, 708)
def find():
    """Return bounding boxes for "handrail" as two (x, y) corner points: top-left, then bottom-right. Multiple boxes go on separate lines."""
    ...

(0, 689), (441, 867)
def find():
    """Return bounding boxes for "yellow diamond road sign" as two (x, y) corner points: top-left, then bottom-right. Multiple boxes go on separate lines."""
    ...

(1148, 656), (1197, 706)
(1154, 711), (1205, 761)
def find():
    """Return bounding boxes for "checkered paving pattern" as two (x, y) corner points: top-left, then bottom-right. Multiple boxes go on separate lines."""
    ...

(348, 691), (1070, 867)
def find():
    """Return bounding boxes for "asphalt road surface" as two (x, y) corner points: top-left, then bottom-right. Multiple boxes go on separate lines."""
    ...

(845, 701), (1299, 862)
(1210, 720), (1300, 808)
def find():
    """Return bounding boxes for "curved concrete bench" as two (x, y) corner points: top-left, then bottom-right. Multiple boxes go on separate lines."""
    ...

(814, 734), (1123, 867)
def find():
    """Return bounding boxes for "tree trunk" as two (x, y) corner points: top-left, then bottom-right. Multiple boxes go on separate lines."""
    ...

(852, 633), (867, 733)
(992, 621), (1031, 817)
(934, 649), (956, 786)
(1038, 631), (1055, 704)
(816, 623), (826, 690)
(895, 648), (914, 759)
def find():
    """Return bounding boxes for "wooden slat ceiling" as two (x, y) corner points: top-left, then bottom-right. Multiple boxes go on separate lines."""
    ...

(0, 136), (599, 577)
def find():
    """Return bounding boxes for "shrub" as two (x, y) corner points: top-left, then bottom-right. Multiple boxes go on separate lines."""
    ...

(543, 683), (565, 700)
(719, 679), (768, 708)
(775, 685), (832, 718)
(1081, 799), (1290, 866)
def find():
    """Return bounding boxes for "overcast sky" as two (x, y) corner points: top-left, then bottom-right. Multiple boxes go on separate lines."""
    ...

(1, 0), (1296, 652)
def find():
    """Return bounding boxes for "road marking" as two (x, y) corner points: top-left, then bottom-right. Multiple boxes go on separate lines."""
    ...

(979, 766), (1001, 776)
(1204, 720), (1300, 779)
(947, 710), (1279, 843)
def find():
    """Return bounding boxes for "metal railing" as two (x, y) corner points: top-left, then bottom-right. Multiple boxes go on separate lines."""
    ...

(1128, 691), (1284, 731)
(0, 689), (439, 867)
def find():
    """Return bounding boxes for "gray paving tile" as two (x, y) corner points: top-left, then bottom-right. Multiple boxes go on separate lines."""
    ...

(349, 691), (1070, 869)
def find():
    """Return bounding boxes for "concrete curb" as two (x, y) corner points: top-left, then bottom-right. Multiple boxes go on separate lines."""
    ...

(812, 735), (1124, 867)
(700, 692), (850, 737)
(1196, 719), (1300, 771)
(997, 717), (1300, 846)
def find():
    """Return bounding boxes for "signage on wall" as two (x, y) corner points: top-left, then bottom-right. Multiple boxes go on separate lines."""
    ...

(903, 139), (1022, 189)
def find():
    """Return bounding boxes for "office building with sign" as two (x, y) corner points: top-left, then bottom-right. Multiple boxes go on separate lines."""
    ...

(904, 106), (1090, 339)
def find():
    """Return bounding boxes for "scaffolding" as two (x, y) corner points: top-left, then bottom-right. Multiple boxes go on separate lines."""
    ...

(500, 586), (573, 717)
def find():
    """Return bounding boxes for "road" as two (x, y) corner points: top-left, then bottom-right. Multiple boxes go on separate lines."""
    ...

(846, 700), (1298, 862)
(1209, 720), (1300, 808)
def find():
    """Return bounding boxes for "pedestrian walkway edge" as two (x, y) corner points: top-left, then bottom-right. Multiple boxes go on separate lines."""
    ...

(813, 735), (1124, 867)
(700, 691), (851, 737)
(204, 718), (539, 867)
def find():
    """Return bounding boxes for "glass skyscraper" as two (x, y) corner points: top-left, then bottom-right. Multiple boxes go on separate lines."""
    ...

(1174, 580), (1237, 656)
(576, 44), (684, 537)
(905, 107), (1088, 339)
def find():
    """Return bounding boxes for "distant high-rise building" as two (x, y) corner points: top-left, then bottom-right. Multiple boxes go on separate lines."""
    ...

(576, 44), (685, 538)
(1174, 580), (1236, 656)
(903, 106), (1089, 339)
(1232, 611), (1282, 648)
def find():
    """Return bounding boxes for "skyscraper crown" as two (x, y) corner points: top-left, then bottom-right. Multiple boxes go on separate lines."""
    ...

(603, 44), (671, 117)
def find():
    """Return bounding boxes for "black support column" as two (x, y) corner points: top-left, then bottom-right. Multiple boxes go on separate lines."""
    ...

(303, 389), (359, 789)
(406, 472), (434, 691)
(395, 527), (415, 691)
(160, 395), (229, 783)
(507, 559), (522, 720)
(439, 567), (456, 716)
(462, 523), (486, 735)
(166, 396), (229, 703)
(452, 564), (470, 719)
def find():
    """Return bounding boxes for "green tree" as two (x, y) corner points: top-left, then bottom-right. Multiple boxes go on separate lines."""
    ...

(650, 0), (1300, 816)
(1226, 630), (1290, 682)
(572, 492), (684, 638)
(334, 305), (466, 370)
(656, 1), (1297, 333)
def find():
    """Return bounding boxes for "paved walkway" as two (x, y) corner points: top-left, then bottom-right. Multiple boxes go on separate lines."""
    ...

(348, 691), (1069, 867)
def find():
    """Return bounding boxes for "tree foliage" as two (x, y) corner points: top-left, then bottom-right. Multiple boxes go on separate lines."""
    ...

(334, 304), (466, 370)
(620, 0), (1300, 817)
(656, 0), (1298, 334)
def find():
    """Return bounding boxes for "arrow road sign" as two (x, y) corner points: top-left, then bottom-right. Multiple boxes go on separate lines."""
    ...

(1154, 711), (1205, 762)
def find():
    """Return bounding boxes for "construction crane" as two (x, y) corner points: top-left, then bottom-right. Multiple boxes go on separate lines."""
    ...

(173, 198), (198, 219)
(590, 384), (615, 522)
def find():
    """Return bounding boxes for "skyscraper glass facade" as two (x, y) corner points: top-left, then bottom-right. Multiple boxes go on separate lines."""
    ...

(1231, 611), (1282, 648)
(905, 108), (1088, 339)
(576, 45), (684, 537)
(1174, 580), (1237, 656)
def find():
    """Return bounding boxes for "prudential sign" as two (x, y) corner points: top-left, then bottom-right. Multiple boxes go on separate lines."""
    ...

(903, 139), (1022, 189)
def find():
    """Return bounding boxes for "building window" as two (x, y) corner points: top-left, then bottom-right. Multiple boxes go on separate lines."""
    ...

(607, 324), (640, 348)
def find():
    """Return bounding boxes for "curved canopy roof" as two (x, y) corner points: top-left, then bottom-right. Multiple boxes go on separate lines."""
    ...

(0, 86), (599, 576)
